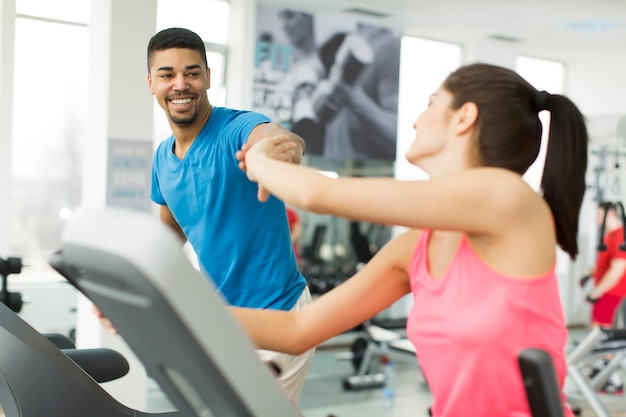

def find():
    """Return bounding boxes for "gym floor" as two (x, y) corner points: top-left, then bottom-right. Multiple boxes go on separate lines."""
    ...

(299, 336), (432, 417)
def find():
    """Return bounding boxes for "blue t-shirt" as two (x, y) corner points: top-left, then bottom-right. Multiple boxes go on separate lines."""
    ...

(151, 107), (306, 310)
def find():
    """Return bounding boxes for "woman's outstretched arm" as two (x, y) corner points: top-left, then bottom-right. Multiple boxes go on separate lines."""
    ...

(230, 229), (417, 355)
(238, 135), (543, 240)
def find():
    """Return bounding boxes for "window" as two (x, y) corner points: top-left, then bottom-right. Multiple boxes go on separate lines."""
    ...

(156, 0), (229, 45)
(10, 14), (89, 276)
(395, 36), (462, 181)
(16, 0), (89, 24)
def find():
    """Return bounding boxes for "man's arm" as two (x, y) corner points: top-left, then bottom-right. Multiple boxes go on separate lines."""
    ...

(159, 205), (187, 243)
(248, 122), (305, 164)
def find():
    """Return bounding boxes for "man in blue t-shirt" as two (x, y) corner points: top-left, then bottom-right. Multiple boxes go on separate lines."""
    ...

(147, 27), (314, 402)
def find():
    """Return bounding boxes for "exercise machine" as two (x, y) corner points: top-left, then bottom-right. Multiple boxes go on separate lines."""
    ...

(342, 320), (418, 390)
(566, 326), (626, 416)
(43, 332), (130, 383)
(0, 256), (25, 313)
(48, 206), (303, 417)
(0, 300), (156, 417)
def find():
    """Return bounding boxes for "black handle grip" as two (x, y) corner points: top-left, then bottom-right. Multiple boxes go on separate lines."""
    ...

(518, 348), (565, 417)
(63, 348), (130, 383)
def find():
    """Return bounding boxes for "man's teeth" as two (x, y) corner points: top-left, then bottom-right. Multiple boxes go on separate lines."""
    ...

(171, 98), (192, 104)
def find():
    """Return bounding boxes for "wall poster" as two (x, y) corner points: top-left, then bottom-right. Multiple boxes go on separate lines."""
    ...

(254, 5), (402, 162)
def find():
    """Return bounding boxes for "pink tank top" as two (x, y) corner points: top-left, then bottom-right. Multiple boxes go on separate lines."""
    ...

(406, 230), (572, 417)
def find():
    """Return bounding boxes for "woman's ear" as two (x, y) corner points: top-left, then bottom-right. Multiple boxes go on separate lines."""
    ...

(455, 102), (478, 135)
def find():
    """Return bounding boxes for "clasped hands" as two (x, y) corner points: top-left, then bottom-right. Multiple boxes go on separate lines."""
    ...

(235, 134), (297, 202)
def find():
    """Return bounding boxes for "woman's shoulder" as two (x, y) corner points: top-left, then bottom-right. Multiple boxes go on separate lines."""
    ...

(465, 169), (555, 277)
(469, 167), (544, 211)
(389, 228), (424, 253)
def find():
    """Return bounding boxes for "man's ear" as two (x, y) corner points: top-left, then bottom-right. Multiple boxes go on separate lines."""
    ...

(455, 101), (478, 135)
(147, 73), (155, 95)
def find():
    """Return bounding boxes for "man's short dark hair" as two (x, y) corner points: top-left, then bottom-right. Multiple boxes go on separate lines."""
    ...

(147, 27), (208, 71)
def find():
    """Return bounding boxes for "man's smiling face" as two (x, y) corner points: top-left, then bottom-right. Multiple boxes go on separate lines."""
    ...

(148, 47), (211, 126)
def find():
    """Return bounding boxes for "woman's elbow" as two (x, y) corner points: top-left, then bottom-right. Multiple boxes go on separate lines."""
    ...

(277, 321), (318, 355)
(284, 338), (317, 356)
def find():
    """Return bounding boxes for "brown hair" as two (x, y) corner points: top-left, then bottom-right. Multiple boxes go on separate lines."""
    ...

(443, 63), (588, 259)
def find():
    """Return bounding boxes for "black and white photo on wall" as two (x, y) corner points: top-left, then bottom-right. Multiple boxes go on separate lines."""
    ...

(254, 5), (402, 162)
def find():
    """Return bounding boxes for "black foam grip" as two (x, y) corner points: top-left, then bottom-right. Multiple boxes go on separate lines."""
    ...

(63, 348), (130, 383)
(44, 333), (76, 349)
(518, 348), (565, 417)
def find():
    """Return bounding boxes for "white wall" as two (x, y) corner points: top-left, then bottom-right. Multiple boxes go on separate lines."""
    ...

(76, 0), (157, 409)
(569, 55), (626, 117)
(0, 0), (16, 255)
(226, 0), (258, 109)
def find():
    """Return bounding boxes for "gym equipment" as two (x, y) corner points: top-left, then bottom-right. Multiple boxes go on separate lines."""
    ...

(0, 257), (134, 416)
(566, 326), (626, 417)
(518, 348), (565, 417)
(349, 221), (374, 264)
(0, 256), (24, 313)
(40, 331), (130, 383)
(301, 224), (327, 263)
(49, 206), (303, 417)
(300, 221), (387, 296)
(342, 321), (417, 390)
(0, 301), (166, 417)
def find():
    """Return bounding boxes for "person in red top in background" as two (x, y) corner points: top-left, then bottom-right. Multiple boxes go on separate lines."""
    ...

(587, 202), (626, 328)
(286, 207), (302, 263)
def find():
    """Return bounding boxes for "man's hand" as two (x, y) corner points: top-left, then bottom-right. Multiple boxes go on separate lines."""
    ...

(236, 136), (297, 202)
(237, 122), (304, 201)
(237, 132), (298, 170)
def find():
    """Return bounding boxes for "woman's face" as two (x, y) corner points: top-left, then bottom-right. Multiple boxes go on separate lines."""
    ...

(405, 87), (456, 169)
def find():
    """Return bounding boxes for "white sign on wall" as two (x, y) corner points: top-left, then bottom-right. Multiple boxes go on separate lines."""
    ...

(106, 138), (153, 212)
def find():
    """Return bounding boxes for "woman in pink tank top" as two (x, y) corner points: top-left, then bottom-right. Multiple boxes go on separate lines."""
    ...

(233, 63), (588, 416)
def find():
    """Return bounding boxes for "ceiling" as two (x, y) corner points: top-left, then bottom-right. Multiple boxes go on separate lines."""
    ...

(260, 0), (626, 65)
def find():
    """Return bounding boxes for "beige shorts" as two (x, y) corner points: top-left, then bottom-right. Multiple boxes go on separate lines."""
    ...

(256, 286), (316, 403)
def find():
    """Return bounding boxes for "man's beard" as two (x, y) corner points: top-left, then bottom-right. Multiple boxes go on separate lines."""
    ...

(169, 109), (198, 126)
